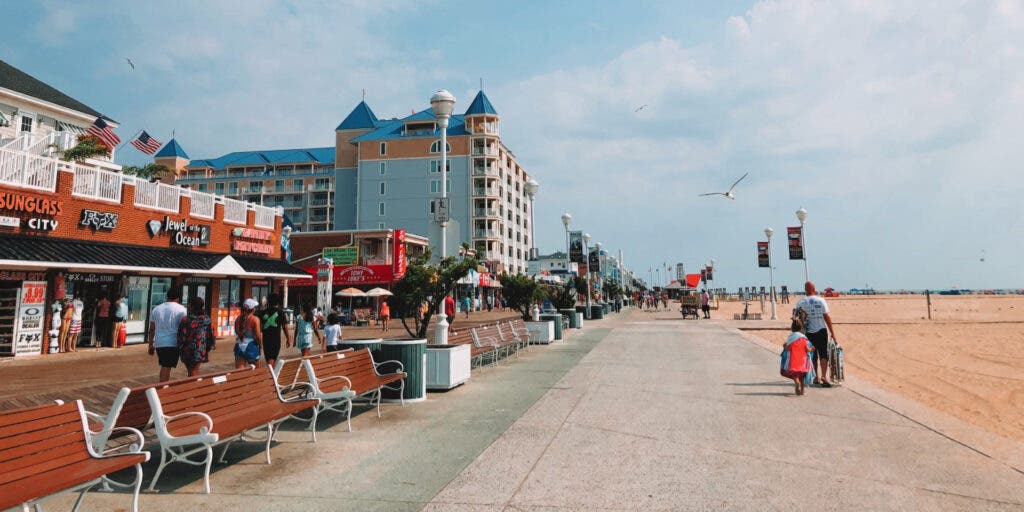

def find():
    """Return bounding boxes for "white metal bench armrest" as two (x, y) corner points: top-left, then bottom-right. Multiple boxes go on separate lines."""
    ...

(374, 359), (405, 375)
(161, 410), (214, 436)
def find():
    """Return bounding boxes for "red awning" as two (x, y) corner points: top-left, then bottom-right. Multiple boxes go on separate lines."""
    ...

(685, 274), (702, 288)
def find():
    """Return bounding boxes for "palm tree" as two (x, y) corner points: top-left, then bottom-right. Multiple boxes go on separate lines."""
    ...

(56, 135), (111, 162)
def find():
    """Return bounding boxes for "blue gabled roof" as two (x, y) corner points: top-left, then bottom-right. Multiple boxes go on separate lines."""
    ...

(154, 139), (189, 159)
(464, 91), (497, 116)
(186, 146), (335, 171)
(336, 101), (380, 130)
(350, 109), (469, 142)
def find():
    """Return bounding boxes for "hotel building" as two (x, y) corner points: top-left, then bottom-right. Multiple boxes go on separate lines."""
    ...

(171, 90), (536, 275)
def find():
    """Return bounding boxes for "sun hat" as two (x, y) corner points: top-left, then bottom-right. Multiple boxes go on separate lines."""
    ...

(243, 298), (259, 310)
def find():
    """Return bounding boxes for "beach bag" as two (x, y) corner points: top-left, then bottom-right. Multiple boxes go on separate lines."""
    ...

(117, 323), (127, 347)
(803, 355), (816, 386)
(779, 346), (791, 376)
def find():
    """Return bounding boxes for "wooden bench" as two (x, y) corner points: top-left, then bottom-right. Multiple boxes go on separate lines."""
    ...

(145, 366), (319, 493)
(1, 400), (149, 512)
(303, 348), (406, 431)
(446, 328), (498, 367)
(272, 350), (356, 435)
(474, 323), (517, 361)
(506, 319), (534, 350)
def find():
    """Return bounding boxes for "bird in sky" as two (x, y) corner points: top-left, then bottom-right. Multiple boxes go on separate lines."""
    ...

(125, 58), (135, 70)
(634, 104), (648, 112)
(699, 172), (749, 200)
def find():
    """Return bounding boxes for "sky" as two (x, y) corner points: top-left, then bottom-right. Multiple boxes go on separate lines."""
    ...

(3, 0), (1022, 291)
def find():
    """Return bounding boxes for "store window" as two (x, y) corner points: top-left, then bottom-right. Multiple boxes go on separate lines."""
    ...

(216, 279), (241, 337)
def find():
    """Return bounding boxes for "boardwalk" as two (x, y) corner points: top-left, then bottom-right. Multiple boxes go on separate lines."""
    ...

(8, 309), (1023, 511)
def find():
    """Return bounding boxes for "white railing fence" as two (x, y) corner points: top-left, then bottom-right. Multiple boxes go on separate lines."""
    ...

(0, 147), (58, 192)
(222, 197), (248, 224)
(71, 163), (122, 202)
(252, 204), (277, 229)
(189, 189), (216, 219)
(134, 178), (181, 213)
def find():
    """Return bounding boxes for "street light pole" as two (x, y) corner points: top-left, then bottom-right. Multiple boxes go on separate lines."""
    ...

(526, 179), (539, 260)
(561, 211), (572, 274)
(765, 227), (777, 320)
(796, 207), (809, 282)
(431, 90), (456, 260)
(583, 233), (592, 314)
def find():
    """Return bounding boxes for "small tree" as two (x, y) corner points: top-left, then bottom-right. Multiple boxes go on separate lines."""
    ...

(550, 280), (577, 310)
(390, 250), (478, 338)
(500, 274), (546, 320)
(572, 275), (589, 298)
(122, 163), (170, 180)
(57, 134), (111, 162)
(603, 281), (623, 301)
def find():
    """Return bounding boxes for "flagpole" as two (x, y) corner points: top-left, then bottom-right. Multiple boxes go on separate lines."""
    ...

(114, 128), (144, 151)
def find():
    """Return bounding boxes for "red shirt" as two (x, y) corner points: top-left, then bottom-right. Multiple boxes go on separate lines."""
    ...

(444, 296), (455, 315)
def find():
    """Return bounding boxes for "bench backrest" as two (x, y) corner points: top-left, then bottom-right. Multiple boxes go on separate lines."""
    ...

(305, 348), (392, 395)
(446, 329), (474, 346)
(148, 366), (278, 431)
(273, 357), (307, 390)
(0, 400), (94, 496)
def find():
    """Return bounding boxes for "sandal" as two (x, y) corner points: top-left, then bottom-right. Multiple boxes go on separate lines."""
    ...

(820, 381), (833, 388)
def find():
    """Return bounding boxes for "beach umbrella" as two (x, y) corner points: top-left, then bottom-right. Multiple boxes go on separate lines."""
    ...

(364, 287), (393, 297)
(335, 287), (366, 313)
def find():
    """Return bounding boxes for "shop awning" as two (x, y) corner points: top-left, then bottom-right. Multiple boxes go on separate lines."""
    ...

(0, 236), (308, 279)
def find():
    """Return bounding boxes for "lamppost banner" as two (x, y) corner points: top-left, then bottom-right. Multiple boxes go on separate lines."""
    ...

(700, 269), (707, 282)
(705, 265), (713, 281)
(569, 231), (584, 263)
(757, 242), (770, 267)
(588, 249), (601, 273)
(787, 227), (804, 260)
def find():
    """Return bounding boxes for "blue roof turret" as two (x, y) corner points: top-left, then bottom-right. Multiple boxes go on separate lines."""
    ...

(155, 139), (188, 159)
(336, 101), (380, 130)
(464, 91), (497, 116)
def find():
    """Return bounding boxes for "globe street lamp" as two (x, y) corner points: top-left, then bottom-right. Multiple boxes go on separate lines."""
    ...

(561, 211), (572, 274)
(583, 233), (592, 314)
(595, 241), (603, 301)
(431, 89), (456, 260)
(525, 179), (539, 260)
(796, 207), (809, 282)
(765, 227), (777, 320)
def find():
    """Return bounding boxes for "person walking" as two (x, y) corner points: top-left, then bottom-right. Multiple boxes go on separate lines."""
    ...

(795, 281), (838, 387)
(444, 293), (456, 333)
(148, 286), (187, 382)
(95, 294), (111, 347)
(462, 296), (471, 318)
(259, 294), (291, 370)
(293, 303), (321, 357)
(781, 318), (814, 396)
(701, 289), (711, 319)
(234, 298), (262, 368)
(177, 297), (215, 377)
(322, 313), (343, 352)
(113, 296), (128, 348)
(379, 300), (391, 333)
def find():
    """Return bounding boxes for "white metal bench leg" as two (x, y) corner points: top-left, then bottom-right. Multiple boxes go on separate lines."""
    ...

(264, 423), (274, 464)
(130, 463), (143, 511)
(147, 447), (168, 492)
(374, 388), (383, 418)
(345, 399), (353, 432)
(71, 488), (88, 511)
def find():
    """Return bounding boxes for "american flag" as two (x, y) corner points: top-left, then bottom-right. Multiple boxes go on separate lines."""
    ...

(130, 131), (162, 155)
(87, 117), (120, 150)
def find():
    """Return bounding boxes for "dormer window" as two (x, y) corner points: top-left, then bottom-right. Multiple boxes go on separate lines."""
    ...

(404, 122), (436, 136)
(429, 140), (452, 153)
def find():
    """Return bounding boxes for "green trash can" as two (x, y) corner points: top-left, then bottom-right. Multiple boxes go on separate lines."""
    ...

(559, 309), (579, 329)
(590, 304), (604, 319)
(338, 338), (383, 354)
(539, 313), (563, 341)
(378, 339), (427, 402)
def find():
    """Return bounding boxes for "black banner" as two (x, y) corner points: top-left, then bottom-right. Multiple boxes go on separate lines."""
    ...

(788, 226), (804, 260)
(588, 249), (601, 273)
(757, 241), (769, 268)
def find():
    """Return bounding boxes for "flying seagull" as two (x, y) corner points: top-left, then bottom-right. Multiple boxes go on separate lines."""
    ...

(125, 58), (135, 70)
(699, 172), (749, 200)
(634, 104), (647, 112)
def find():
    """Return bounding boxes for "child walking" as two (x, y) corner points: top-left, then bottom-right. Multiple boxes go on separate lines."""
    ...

(322, 313), (343, 352)
(781, 318), (815, 395)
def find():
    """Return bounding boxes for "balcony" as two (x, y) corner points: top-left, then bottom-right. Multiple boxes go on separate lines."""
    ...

(473, 186), (499, 198)
(472, 166), (499, 177)
(308, 215), (329, 223)
(471, 122), (499, 136)
(0, 147), (59, 192)
(472, 146), (498, 157)
(474, 207), (500, 218)
(309, 198), (331, 207)
(308, 183), (334, 192)
(474, 229), (500, 239)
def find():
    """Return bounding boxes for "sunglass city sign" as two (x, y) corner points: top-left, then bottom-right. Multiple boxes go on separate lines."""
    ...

(147, 216), (211, 248)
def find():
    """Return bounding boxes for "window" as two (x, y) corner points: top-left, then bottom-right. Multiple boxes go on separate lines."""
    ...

(20, 115), (33, 133)
(215, 183), (224, 195)
(293, 179), (302, 191)
(446, 179), (451, 193)
(379, 162), (386, 175)
(378, 202), (385, 216)
(248, 180), (263, 192)
(378, 222), (385, 229)
(430, 140), (452, 153)
(379, 142), (386, 155)
(197, 183), (208, 192)
(379, 182), (386, 195)
(228, 182), (238, 194)
(430, 160), (451, 173)
(275, 179), (284, 191)
(430, 180), (440, 193)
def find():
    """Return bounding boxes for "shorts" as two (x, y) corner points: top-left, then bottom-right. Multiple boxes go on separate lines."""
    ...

(446, 315), (454, 325)
(156, 347), (179, 368)
(263, 338), (281, 361)
(69, 320), (82, 334)
(296, 335), (313, 350)
(234, 342), (260, 362)
(807, 329), (829, 361)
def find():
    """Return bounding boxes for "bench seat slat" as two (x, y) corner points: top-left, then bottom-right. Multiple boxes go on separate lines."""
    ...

(0, 452), (146, 510)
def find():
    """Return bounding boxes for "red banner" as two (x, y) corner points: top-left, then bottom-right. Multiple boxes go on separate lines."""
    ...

(297, 263), (395, 286)
(787, 226), (804, 260)
(393, 229), (407, 278)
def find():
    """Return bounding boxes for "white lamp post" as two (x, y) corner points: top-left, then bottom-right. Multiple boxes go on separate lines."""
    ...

(431, 89), (456, 260)
(595, 241), (603, 301)
(561, 211), (572, 273)
(583, 233), (592, 314)
(796, 207), (809, 282)
(765, 227), (777, 320)
(526, 179), (539, 260)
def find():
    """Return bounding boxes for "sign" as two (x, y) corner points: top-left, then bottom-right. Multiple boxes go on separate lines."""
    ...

(787, 226), (804, 260)
(79, 209), (118, 231)
(393, 229), (407, 278)
(15, 281), (46, 356)
(316, 258), (334, 281)
(588, 249), (601, 273)
(700, 269), (707, 282)
(231, 227), (273, 254)
(149, 216), (211, 247)
(66, 273), (116, 283)
(0, 193), (62, 216)
(757, 241), (770, 268)
(0, 271), (46, 281)
(568, 231), (584, 263)
(705, 265), (713, 281)
(433, 197), (450, 222)
(0, 216), (19, 228)
(323, 246), (359, 265)
(300, 263), (396, 286)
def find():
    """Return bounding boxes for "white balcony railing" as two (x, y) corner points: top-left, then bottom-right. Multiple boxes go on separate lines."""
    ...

(473, 187), (499, 197)
(222, 197), (248, 225)
(71, 164), (122, 203)
(133, 178), (181, 213)
(474, 229), (500, 238)
(472, 146), (498, 157)
(472, 167), (499, 177)
(474, 207), (499, 217)
(189, 189), (216, 219)
(252, 204), (277, 229)
(0, 147), (58, 192)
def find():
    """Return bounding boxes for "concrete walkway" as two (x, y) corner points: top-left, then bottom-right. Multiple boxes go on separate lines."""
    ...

(39, 309), (1024, 511)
